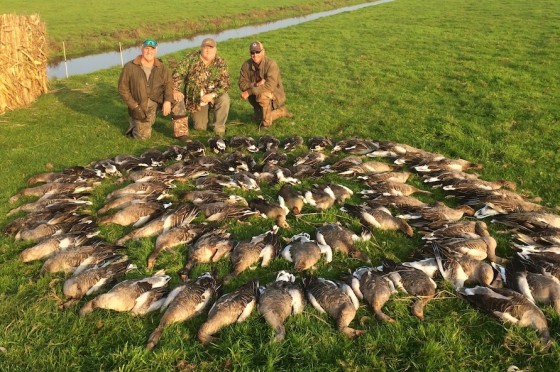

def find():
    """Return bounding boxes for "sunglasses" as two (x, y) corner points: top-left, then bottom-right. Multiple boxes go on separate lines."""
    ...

(143, 39), (157, 47)
(250, 50), (262, 55)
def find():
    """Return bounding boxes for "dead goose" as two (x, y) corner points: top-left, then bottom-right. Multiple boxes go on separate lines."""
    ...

(348, 266), (396, 323)
(7, 196), (92, 217)
(434, 228), (500, 262)
(8, 181), (97, 204)
(380, 259), (437, 320)
(458, 286), (552, 348)
(294, 151), (327, 168)
(248, 197), (289, 228)
(359, 181), (431, 198)
(26, 166), (104, 186)
(62, 255), (135, 308)
(98, 200), (169, 227)
(328, 183), (354, 204)
(332, 138), (379, 155)
(421, 221), (488, 241)
(342, 203), (414, 237)
(304, 184), (336, 211)
(413, 158), (483, 173)
(197, 279), (259, 344)
(117, 204), (199, 245)
(320, 156), (363, 174)
(258, 271), (306, 342)
(307, 136), (332, 152)
(281, 233), (332, 272)
(514, 250), (560, 282)
(281, 135), (304, 151)
(315, 222), (369, 261)
(40, 241), (124, 275)
(20, 232), (92, 263)
(397, 201), (475, 229)
(303, 276), (363, 338)
(178, 228), (235, 280)
(146, 272), (219, 350)
(513, 227), (560, 247)
(277, 184), (305, 215)
(208, 137), (228, 154)
(338, 161), (394, 177)
(492, 212), (560, 231)
(258, 135), (281, 152)
(364, 195), (428, 211)
(432, 241), (499, 289)
(228, 136), (258, 153)
(79, 271), (171, 316)
(358, 171), (412, 185)
(224, 226), (280, 282)
(198, 201), (257, 222)
(16, 214), (95, 242)
(148, 224), (209, 269)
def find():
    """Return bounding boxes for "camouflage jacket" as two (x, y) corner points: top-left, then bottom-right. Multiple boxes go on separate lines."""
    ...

(172, 50), (230, 112)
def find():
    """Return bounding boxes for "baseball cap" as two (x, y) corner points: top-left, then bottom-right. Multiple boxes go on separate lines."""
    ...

(143, 39), (158, 48)
(201, 38), (217, 48)
(249, 41), (264, 53)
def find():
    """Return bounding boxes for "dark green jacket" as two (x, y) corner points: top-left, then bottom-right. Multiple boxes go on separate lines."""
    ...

(118, 56), (174, 114)
(238, 56), (286, 107)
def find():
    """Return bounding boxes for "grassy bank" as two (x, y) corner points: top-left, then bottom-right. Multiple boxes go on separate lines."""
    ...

(0, 0), (367, 62)
(1, 0), (560, 370)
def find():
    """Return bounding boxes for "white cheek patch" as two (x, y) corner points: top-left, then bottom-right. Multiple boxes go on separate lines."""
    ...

(289, 289), (305, 315)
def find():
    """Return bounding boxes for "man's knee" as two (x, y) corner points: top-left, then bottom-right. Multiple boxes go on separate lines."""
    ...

(256, 92), (274, 107)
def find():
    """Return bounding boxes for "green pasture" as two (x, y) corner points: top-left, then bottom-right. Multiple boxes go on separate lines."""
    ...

(1, 0), (560, 370)
(0, 0), (366, 61)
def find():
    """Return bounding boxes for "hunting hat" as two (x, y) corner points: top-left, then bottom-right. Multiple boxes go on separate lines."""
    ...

(201, 38), (217, 48)
(249, 41), (264, 53)
(143, 39), (158, 48)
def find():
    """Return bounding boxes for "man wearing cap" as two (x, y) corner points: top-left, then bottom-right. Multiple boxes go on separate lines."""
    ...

(238, 41), (292, 128)
(172, 38), (231, 137)
(118, 39), (189, 140)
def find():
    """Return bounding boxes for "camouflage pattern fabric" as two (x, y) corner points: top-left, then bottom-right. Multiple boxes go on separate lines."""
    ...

(172, 51), (230, 113)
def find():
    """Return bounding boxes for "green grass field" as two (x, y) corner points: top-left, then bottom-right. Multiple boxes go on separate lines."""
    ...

(0, 0), (366, 61)
(1, 0), (560, 370)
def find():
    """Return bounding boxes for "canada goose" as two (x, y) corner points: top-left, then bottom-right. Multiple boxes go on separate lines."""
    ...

(229, 136), (258, 153)
(146, 272), (219, 350)
(315, 222), (369, 261)
(248, 198), (289, 228)
(332, 138), (379, 155)
(307, 136), (332, 152)
(380, 259), (437, 320)
(258, 135), (280, 152)
(62, 255), (135, 308)
(258, 271), (305, 342)
(303, 276), (363, 338)
(281, 135), (304, 151)
(197, 279), (259, 344)
(256, 163), (300, 185)
(79, 271), (171, 316)
(281, 233), (332, 272)
(458, 286), (552, 348)
(223, 151), (257, 173)
(294, 151), (327, 167)
(208, 137), (228, 153)
(348, 267), (396, 323)
(178, 228), (235, 280)
(232, 171), (260, 191)
(224, 226), (280, 282)
(277, 184), (305, 215)
(342, 204), (414, 237)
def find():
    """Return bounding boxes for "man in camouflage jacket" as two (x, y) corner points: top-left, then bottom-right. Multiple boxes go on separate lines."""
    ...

(238, 41), (292, 128)
(172, 38), (230, 137)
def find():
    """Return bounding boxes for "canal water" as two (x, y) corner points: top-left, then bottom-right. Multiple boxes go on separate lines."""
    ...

(47, 0), (392, 79)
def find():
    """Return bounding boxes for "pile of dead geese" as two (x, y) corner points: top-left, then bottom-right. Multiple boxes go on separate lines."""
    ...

(5, 135), (560, 350)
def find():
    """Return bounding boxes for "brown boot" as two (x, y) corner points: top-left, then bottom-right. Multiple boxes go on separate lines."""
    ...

(271, 106), (293, 121)
(172, 116), (189, 137)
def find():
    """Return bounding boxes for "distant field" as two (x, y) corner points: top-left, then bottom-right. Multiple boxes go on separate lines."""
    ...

(1, 0), (560, 370)
(0, 0), (366, 61)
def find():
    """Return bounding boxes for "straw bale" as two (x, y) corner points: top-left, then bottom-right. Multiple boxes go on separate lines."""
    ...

(0, 14), (48, 114)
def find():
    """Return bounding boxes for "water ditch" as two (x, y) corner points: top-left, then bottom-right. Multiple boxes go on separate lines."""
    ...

(47, 0), (392, 79)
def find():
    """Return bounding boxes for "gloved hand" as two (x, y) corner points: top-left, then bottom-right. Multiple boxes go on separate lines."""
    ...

(130, 105), (147, 120)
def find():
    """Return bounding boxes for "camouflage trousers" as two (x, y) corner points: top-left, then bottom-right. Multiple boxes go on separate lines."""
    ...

(191, 93), (230, 136)
(126, 99), (188, 140)
(248, 91), (285, 127)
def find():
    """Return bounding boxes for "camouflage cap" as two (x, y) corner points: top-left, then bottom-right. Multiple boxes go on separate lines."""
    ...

(249, 41), (264, 53)
(201, 38), (216, 48)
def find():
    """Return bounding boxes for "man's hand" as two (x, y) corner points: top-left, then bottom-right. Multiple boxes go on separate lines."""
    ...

(173, 90), (184, 102)
(201, 93), (215, 104)
(162, 101), (171, 116)
(256, 79), (266, 87)
(240, 90), (250, 100)
(131, 105), (147, 120)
